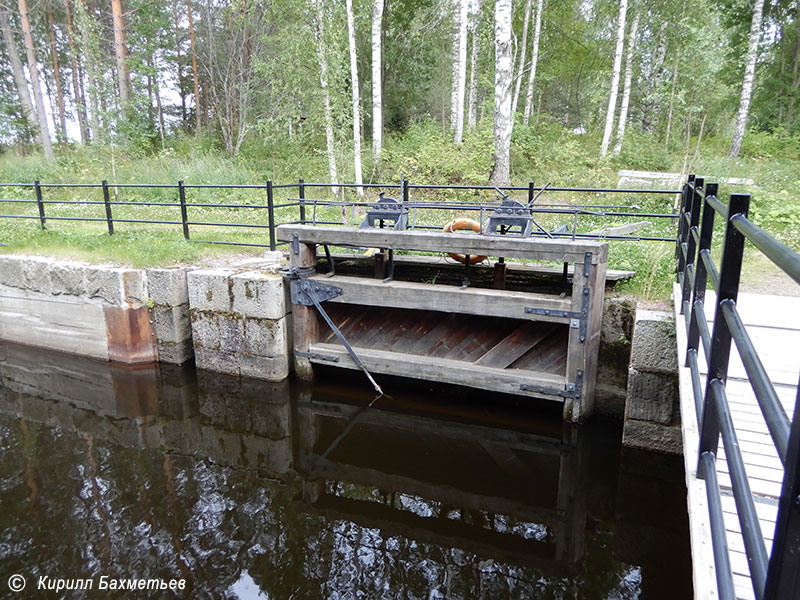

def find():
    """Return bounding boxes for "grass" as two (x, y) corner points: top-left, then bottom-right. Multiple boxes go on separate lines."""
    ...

(0, 121), (798, 299)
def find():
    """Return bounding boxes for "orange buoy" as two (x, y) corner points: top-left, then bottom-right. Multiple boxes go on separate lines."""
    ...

(442, 218), (487, 265)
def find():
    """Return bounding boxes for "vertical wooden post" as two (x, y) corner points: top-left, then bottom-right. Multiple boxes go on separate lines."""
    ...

(564, 246), (607, 422)
(291, 241), (318, 379)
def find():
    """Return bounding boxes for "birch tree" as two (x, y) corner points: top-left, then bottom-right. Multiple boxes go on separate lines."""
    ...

(313, 0), (339, 195)
(511, 0), (532, 116)
(728, 0), (765, 158)
(599, 0), (628, 158)
(371, 0), (383, 162)
(466, 0), (481, 132)
(64, 0), (88, 143)
(489, 0), (512, 186)
(345, 0), (364, 195)
(613, 11), (638, 156)
(453, 0), (468, 143)
(17, 0), (55, 158)
(186, 0), (201, 129)
(0, 7), (38, 142)
(521, 0), (542, 126)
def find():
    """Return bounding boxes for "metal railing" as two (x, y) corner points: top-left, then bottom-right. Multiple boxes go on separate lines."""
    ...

(0, 178), (682, 250)
(676, 175), (800, 600)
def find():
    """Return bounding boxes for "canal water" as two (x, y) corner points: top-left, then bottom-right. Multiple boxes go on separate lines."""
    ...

(0, 341), (692, 599)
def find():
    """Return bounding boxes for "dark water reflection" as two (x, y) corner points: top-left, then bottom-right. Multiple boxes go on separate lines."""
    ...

(0, 342), (692, 599)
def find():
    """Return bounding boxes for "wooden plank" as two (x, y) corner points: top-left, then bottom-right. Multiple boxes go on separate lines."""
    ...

(475, 322), (558, 369)
(290, 242), (317, 379)
(325, 252), (636, 281)
(510, 330), (568, 374)
(308, 342), (567, 400)
(277, 225), (609, 263)
(310, 275), (573, 324)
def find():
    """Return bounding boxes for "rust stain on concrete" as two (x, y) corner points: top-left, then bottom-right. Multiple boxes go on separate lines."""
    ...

(104, 305), (159, 365)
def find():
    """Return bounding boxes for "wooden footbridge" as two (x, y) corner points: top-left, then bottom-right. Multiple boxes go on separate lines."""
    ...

(674, 178), (800, 600)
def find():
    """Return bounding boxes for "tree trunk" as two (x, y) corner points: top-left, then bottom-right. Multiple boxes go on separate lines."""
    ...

(371, 0), (383, 162)
(150, 54), (166, 148)
(313, 0), (339, 195)
(64, 0), (89, 143)
(511, 0), (532, 116)
(466, 0), (481, 132)
(449, 0), (458, 133)
(173, 5), (186, 126)
(0, 7), (38, 143)
(521, 0), (542, 126)
(600, 0), (627, 158)
(664, 51), (679, 150)
(728, 0), (765, 157)
(489, 0), (512, 186)
(345, 0), (364, 195)
(453, 0), (468, 143)
(613, 11), (638, 156)
(186, 0), (201, 130)
(47, 8), (67, 141)
(110, 0), (131, 105)
(18, 0), (55, 158)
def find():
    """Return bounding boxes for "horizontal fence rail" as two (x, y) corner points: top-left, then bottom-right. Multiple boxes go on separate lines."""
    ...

(676, 175), (800, 600)
(0, 178), (682, 250)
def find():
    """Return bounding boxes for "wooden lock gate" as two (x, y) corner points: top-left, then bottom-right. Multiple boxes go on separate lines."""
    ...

(277, 225), (608, 422)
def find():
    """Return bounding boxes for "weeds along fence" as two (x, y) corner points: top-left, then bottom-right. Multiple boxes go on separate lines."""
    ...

(0, 178), (682, 251)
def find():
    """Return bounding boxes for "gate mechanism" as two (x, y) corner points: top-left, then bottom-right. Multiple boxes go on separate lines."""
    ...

(283, 267), (384, 396)
(359, 192), (408, 231)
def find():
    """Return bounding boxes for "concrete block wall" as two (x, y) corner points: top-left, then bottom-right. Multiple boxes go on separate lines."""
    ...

(187, 261), (291, 381)
(146, 267), (194, 364)
(622, 308), (682, 454)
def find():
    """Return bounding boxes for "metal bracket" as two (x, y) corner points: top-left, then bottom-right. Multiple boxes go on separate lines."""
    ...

(292, 233), (300, 256)
(520, 369), (584, 400)
(290, 277), (342, 306)
(524, 286), (591, 343)
(583, 252), (593, 277)
(295, 350), (339, 363)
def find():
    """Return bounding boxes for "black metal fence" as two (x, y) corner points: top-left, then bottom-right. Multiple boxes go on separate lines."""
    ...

(676, 175), (800, 600)
(0, 178), (684, 250)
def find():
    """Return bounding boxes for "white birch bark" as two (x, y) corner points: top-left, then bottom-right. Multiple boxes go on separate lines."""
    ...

(313, 0), (339, 195)
(599, 0), (628, 158)
(489, 0), (513, 186)
(512, 0), (533, 116)
(466, 0), (481, 132)
(449, 0), (459, 132)
(453, 0), (468, 143)
(728, 0), (765, 158)
(613, 11), (638, 156)
(345, 0), (364, 195)
(522, 0), (542, 126)
(0, 8), (38, 141)
(17, 0), (54, 158)
(371, 0), (384, 162)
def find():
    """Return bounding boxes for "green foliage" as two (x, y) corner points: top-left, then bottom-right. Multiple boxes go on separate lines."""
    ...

(739, 127), (800, 160)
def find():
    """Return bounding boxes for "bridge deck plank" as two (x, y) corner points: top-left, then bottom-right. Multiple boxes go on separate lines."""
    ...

(676, 285), (800, 600)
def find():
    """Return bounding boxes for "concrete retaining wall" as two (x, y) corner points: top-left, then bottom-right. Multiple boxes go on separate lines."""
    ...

(622, 308), (682, 454)
(187, 262), (291, 381)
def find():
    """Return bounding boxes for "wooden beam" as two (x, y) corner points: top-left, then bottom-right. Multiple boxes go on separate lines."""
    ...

(307, 342), (566, 400)
(475, 322), (558, 368)
(290, 241), (317, 379)
(277, 225), (608, 263)
(311, 275), (572, 324)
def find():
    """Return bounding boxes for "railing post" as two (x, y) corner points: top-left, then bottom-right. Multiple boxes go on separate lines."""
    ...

(676, 174), (695, 276)
(697, 193), (750, 475)
(402, 174), (409, 204)
(102, 180), (114, 235)
(764, 378), (800, 599)
(298, 178), (306, 224)
(528, 181), (535, 205)
(178, 180), (190, 240)
(681, 177), (704, 310)
(34, 180), (46, 230)
(686, 182), (718, 359)
(267, 180), (276, 251)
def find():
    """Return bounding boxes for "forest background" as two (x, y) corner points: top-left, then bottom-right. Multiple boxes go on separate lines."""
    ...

(0, 0), (798, 299)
